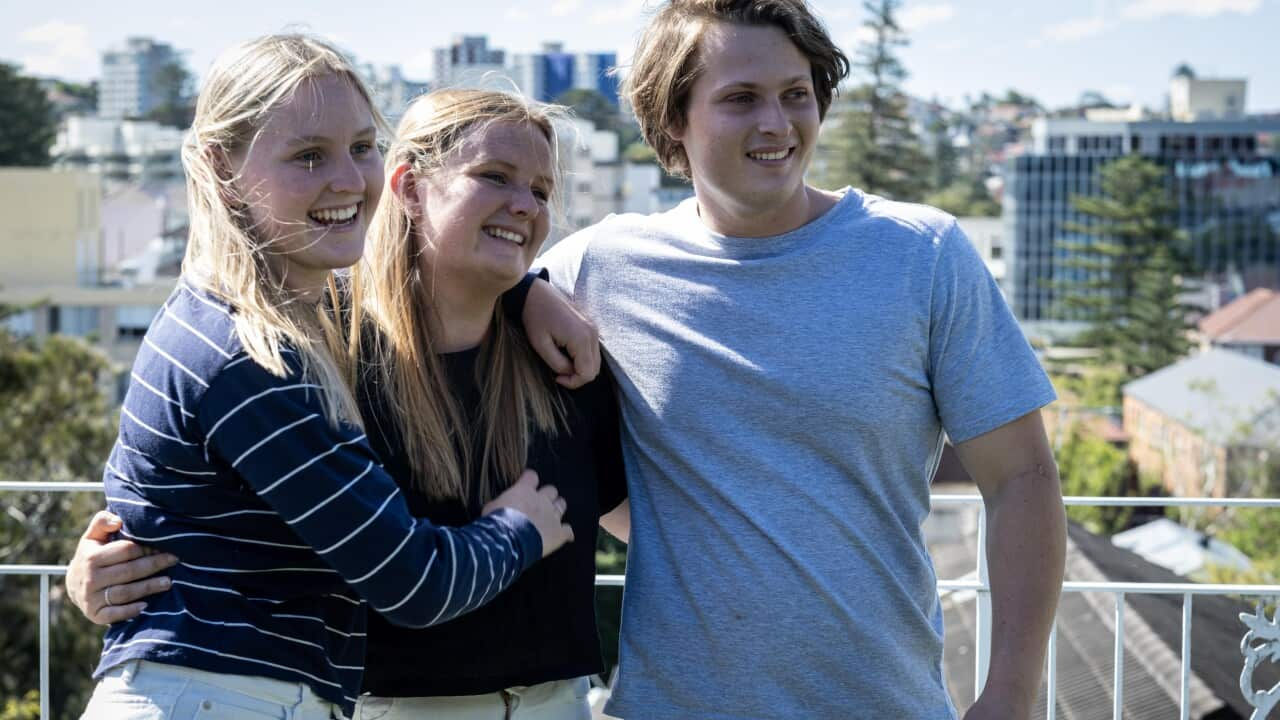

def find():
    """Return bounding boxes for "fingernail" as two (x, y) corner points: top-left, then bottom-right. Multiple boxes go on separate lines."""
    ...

(160, 577), (171, 588)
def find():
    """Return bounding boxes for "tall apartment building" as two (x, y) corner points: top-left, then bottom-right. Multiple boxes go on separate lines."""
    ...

(1004, 114), (1280, 328)
(432, 35), (511, 90)
(511, 43), (619, 106)
(99, 37), (181, 120)
(1170, 66), (1247, 122)
(357, 63), (430, 124)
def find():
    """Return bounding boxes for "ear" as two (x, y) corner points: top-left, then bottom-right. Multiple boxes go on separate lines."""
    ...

(665, 119), (686, 144)
(390, 162), (419, 211)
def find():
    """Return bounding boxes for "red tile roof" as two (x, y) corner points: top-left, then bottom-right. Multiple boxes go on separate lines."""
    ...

(1198, 287), (1280, 344)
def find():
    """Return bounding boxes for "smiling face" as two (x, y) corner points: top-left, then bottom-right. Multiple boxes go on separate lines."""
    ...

(406, 119), (555, 299)
(231, 73), (383, 295)
(669, 22), (821, 236)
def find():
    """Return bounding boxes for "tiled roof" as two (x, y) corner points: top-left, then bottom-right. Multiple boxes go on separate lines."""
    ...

(930, 515), (1278, 719)
(1123, 348), (1280, 446)
(1199, 288), (1280, 344)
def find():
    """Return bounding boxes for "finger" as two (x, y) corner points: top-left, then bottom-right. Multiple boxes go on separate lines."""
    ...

(81, 511), (122, 542)
(93, 602), (149, 626)
(553, 497), (568, 515)
(104, 576), (172, 607)
(88, 539), (154, 568)
(95, 553), (180, 589)
(530, 333), (575, 377)
(536, 483), (560, 503)
(565, 336), (601, 385)
(515, 469), (539, 490)
(563, 523), (575, 544)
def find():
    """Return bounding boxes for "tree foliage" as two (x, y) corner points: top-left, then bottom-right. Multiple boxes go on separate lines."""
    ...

(0, 303), (117, 717)
(815, 0), (929, 201)
(143, 62), (195, 129)
(0, 64), (56, 167)
(1056, 423), (1142, 534)
(1054, 154), (1195, 391)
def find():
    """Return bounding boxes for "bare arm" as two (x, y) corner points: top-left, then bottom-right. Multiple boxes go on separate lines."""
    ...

(600, 499), (630, 543)
(953, 410), (1066, 720)
(523, 278), (599, 389)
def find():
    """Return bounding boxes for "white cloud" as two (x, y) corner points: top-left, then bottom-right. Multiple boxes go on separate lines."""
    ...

(503, 6), (532, 21)
(17, 20), (94, 78)
(900, 3), (956, 31)
(551, 0), (583, 16)
(589, 2), (645, 25)
(1121, 0), (1262, 19)
(1037, 15), (1112, 43)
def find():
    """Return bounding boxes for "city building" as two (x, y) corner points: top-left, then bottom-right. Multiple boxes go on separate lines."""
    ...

(955, 217), (1005, 285)
(51, 115), (184, 188)
(1004, 112), (1280, 326)
(1123, 348), (1280, 498)
(357, 63), (430, 125)
(0, 168), (174, 376)
(432, 35), (512, 91)
(98, 37), (182, 120)
(1170, 66), (1248, 122)
(511, 43), (620, 106)
(1196, 287), (1280, 363)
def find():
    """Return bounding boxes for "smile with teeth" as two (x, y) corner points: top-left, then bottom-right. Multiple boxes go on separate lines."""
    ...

(308, 204), (359, 226)
(748, 148), (792, 161)
(483, 226), (526, 246)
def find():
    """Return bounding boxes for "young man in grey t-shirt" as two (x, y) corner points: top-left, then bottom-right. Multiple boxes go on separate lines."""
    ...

(531, 1), (1067, 718)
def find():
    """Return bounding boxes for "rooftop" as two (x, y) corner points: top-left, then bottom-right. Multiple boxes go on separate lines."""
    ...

(1199, 288), (1280, 345)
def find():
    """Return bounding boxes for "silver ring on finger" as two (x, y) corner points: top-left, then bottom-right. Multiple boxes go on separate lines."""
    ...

(104, 586), (116, 607)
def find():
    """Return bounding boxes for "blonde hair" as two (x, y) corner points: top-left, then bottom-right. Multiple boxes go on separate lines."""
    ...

(625, 0), (850, 179)
(354, 89), (567, 503)
(181, 34), (387, 427)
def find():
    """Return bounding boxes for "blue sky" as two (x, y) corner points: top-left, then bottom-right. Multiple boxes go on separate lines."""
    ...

(5, 0), (1278, 113)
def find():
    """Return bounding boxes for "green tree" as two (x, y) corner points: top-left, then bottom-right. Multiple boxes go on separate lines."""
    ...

(923, 178), (998, 217)
(0, 302), (117, 717)
(0, 64), (56, 166)
(143, 62), (194, 128)
(815, 0), (929, 201)
(1053, 154), (1194, 393)
(926, 111), (958, 192)
(1056, 423), (1140, 534)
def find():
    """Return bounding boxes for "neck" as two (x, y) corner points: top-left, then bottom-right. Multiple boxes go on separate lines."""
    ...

(693, 183), (838, 238)
(427, 279), (500, 353)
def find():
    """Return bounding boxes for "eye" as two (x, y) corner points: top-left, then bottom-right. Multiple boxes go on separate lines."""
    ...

(481, 171), (508, 185)
(295, 150), (323, 170)
(726, 93), (755, 105)
(786, 88), (811, 102)
(352, 141), (375, 156)
(532, 186), (550, 202)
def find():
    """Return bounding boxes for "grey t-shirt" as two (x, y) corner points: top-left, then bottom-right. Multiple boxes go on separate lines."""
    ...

(539, 189), (1056, 719)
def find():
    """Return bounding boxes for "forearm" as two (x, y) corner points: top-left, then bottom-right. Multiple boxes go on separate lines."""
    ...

(978, 466), (1066, 716)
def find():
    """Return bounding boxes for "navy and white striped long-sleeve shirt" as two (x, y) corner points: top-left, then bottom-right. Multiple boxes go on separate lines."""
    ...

(94, 279), (542, 714)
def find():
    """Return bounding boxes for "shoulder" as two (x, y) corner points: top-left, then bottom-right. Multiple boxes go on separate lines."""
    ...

(851, 191), (960, 249)
(133, 280), (245, 392)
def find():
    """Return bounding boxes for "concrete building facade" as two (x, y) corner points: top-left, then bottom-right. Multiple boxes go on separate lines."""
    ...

(99, 37), (181, 120)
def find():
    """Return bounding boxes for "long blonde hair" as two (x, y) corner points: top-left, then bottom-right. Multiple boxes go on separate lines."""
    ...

(181, 34), (386, 427)
(354, 89), (567, 503)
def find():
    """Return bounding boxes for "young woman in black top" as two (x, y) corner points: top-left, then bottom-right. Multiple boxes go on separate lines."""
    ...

(68, 89), (629, 719)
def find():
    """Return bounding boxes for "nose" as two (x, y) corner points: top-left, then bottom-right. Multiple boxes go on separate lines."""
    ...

(757, 98), (789, 137)
(329, 153), (366, 195)
(508, 185), (540, 219)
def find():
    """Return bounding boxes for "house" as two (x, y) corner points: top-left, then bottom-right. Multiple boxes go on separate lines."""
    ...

(1123, 348), (1280, 498)
(1197, 288), (1280, 365)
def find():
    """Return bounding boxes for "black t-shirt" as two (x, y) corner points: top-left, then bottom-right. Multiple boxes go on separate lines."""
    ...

(357, 344), (627, 697)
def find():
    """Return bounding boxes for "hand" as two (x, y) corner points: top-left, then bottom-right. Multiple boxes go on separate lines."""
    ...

(66, 511), (178, 625)
(483, 470), (574, 558)
(523, 279), (600, 389)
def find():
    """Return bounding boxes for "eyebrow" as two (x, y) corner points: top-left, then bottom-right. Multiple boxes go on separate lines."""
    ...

(285, 126), (377, 147)
(716, 75), (813, 91)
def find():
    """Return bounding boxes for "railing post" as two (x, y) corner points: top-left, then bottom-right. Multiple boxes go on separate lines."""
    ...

(1046, 620), (1057, 720)
(975, 507), (991, 701)
(40, 573), (50, 720)
(1180, 593), (1191, 720)
(1113, 593), (1125, 720)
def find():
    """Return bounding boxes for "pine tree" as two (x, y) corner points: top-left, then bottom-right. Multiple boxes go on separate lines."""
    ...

(815, 0), (929, 201)
(1054, 154), (1195, 386)
(0, 64), (56, 167)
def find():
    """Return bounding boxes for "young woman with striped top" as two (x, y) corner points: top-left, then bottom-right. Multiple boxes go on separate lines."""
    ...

(74, 36), (586, 719)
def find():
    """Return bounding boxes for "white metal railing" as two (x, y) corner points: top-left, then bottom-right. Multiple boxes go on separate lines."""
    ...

(4, 483), (1279, 719)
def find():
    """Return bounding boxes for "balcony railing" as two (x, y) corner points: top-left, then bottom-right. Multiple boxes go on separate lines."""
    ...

(3, 482), (1279, 720)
